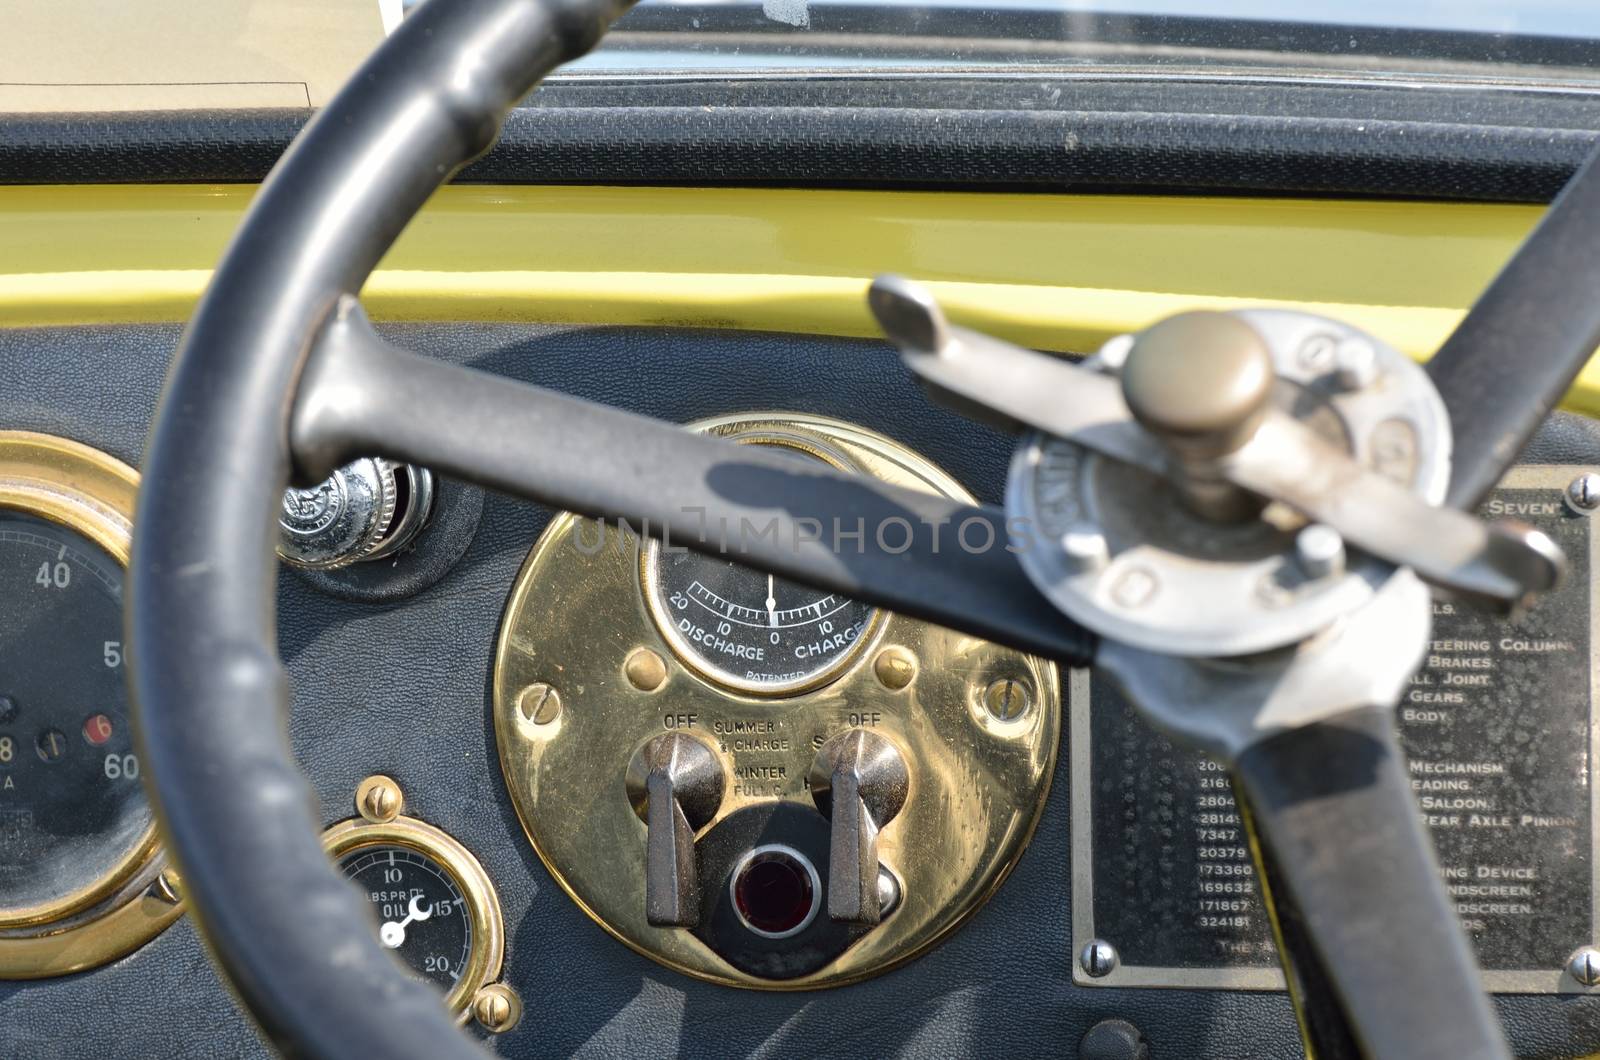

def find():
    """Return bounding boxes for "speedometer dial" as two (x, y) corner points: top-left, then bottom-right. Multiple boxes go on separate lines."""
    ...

(0, 510), (149, 922)
(0, 432), (177, 980)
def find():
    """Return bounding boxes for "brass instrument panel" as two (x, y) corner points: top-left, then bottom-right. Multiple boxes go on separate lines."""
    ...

(492, 412), (1061, 988)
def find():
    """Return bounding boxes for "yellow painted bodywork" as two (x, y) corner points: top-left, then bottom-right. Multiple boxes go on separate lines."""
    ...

(0, 183), (1589, 414)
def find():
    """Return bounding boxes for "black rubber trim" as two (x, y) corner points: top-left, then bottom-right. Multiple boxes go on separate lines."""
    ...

(4, 74), (1600, 201)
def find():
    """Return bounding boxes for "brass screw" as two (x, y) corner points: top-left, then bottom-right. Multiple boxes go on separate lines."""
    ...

(983, 677), (1032, 722)
(517, 682), (562, 725)
(625, 649), (668, 692)
(152, 867), (184, 906)
(873, 648), (916, 691)
(472, 983), (523, 1034)
(356, 775), (404, 824)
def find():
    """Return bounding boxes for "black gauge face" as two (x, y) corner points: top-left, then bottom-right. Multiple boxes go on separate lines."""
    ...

(647, 548), (876, 694)
(340, 844), (473, 991)
(0, 510), (149, 919)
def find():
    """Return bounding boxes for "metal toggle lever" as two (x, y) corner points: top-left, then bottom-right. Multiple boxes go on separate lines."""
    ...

(808, 729), (909, 924)
(625, 732), (725, 927)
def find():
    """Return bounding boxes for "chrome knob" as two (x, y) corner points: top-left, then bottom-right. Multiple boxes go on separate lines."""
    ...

(278, 458), (434, 570)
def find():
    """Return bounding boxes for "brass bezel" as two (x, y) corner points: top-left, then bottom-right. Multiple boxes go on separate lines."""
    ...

(0, 430), (183, 978)
(639, 427), (883, 698)
(321, 811), (505, 1017)
(494, 412), (1061, 989)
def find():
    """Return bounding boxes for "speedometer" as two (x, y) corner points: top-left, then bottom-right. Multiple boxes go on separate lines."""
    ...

(642, 436), (878, 696)
(0, 431), (180, 979)
(0, 510), (147, 920)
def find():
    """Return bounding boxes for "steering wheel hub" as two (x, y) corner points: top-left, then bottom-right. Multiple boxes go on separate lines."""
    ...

(1005, 308), (1453, 656)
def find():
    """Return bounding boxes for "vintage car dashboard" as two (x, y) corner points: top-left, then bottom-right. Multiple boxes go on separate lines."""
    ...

(2, 315), (1600, 1058)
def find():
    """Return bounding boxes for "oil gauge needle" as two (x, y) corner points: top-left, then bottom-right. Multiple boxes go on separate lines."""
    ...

(766, 574), (779, 628)
(378, 894), (434, 949)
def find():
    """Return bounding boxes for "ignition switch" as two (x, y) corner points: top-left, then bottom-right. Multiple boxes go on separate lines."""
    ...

(278, 457), (434, 569)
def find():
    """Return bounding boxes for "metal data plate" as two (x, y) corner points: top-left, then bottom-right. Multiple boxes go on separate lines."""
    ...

(1070, 465), (1597, 994)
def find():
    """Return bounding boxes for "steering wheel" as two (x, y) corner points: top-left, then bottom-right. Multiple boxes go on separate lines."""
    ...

(129, 0), (1600, 1056)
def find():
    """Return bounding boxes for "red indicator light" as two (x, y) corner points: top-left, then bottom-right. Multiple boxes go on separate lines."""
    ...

(732, 848), (817, 937)
(83, 713), (113, 746)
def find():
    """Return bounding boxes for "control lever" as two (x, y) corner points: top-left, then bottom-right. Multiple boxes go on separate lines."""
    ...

(867, 275), (1563, 611)
(625, 732), (725, 927)
(808, 730), (909, 924)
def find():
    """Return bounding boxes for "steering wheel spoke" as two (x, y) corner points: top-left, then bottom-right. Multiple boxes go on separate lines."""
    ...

(291, 297), (1095, 665)
(1428, 146), (1600, 510)
(1233, 707), (1509, 1060)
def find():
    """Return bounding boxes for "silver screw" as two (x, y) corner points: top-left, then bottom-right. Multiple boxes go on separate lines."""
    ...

(1079, 938), (1118, 978)
(1061, 525), (1109, 575)
(1568, 946), (1600, 986)
(1295, 524), (1346, 581)
(1565, 473), (1600, 516)
(1334, 337), (1379, 390)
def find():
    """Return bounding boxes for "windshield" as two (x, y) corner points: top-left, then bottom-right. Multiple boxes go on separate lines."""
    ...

(523, 0), (1600, 84)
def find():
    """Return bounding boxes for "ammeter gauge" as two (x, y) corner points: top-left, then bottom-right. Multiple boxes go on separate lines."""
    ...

(642, 433), (878, 695)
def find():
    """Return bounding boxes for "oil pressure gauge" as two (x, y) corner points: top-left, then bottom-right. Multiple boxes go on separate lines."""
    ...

(322, 776), (520, 1034)
(643, 434), (878, 696)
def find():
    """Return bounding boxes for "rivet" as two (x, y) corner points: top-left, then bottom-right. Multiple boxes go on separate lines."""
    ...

(873, 648), (916, 691)
(517, 682), (562, 725)
(876, 868), (902, 917)
(1061, 525), (1109, 575)
(1298, 333), (1338, 373)
(1110, 567), (1157, 608)
(983, 677), (1032, 722)
(625, 649), (668, 692)
(1080, 938), (1119, 978)
(1295, 524), (1346, 581)
(356, 774), (404, 824)
(1334, 337), (1379, 390)
(1565, 473), (1600, 516)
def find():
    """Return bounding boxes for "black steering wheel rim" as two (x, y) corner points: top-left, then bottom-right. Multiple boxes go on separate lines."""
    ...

(130, 2), (632, 1055)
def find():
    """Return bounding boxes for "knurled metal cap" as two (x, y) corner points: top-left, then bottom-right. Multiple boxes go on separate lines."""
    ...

(1121, 311), (1274, 458)
(277, 457), (398, 570)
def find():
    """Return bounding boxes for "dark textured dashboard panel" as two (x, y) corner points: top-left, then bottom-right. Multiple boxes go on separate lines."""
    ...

(1, 322), (1598, 1058)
